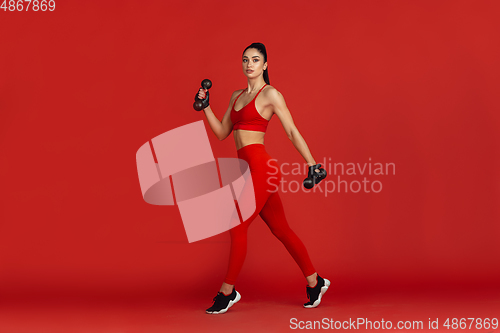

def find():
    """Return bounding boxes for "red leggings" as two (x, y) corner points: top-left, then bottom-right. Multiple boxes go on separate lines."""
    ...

(224, 143), (316, 285)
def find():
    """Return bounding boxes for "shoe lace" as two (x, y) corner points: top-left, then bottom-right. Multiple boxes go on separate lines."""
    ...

(212, 293), (221, 304)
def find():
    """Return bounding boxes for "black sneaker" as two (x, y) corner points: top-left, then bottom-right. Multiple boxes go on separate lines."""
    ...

(303, 274), (330, 308)
(206, 288), (241, 314)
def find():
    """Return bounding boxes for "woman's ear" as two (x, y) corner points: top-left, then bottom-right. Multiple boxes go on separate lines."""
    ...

(264, 62), (268, 70)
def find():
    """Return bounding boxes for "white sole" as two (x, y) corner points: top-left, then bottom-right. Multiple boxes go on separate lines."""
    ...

(206, 291), (241, 314)
(304, 278), (330, 308)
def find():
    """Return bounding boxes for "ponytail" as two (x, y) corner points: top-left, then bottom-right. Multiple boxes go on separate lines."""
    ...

(263, 67), (270, 85)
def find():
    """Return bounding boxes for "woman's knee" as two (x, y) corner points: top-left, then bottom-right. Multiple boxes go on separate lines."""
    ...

(270, 225), (293, 240)
(230, 224), (248, 240)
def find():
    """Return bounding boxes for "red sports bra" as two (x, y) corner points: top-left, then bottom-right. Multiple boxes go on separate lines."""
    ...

(231, 84), (271, 133)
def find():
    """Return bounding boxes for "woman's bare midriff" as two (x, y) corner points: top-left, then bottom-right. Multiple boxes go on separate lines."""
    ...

(234, 129), (265, 150)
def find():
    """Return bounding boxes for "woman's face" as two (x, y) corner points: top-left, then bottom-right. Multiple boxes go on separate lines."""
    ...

(242, 48), (267, 80)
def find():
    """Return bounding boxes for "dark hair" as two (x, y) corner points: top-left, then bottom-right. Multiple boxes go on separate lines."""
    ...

(243, 42), (270, 85)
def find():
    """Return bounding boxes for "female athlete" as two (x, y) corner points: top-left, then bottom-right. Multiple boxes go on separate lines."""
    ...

(198, 42), (330, 314)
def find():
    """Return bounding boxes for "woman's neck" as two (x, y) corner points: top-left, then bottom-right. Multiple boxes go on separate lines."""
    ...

(246, 78), (266, 93)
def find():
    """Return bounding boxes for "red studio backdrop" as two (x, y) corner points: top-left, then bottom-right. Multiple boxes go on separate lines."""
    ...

(1, 0), (499, 332)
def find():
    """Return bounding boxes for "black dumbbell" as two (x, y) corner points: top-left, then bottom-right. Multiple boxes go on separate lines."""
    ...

(303, 163), (327, 189)
(193, 79), (212, 111)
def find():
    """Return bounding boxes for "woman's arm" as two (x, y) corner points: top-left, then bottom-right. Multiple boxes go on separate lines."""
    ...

(200, 89), (240, 141)
(268, 88), (318, 167)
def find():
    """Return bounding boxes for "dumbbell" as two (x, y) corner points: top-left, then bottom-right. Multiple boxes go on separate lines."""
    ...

(193, 79), (212, 111)
(303, 163), (327, 189)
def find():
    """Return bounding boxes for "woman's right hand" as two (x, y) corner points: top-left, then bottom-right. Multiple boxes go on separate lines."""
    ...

(198, 88), (207, 100)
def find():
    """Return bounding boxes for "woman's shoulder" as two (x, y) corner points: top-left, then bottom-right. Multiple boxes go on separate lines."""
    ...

(261, 85), (284, 101)
(263, 84), (276, 92)
(230, 89), (245, 99)
(232, 88), (245, 95)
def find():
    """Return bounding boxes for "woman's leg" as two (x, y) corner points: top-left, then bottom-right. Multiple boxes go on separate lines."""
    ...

(258, 191), (317, 282)
(208, 164), (272, 312)
(219, 220), (250, 295)
(258, 190), (331, 308)
(221, 170), (275, 290)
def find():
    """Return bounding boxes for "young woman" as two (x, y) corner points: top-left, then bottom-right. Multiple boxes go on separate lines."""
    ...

(198, 42), (330, 314)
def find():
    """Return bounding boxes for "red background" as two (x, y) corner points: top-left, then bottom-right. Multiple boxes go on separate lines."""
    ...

(1, 1), (499, 331)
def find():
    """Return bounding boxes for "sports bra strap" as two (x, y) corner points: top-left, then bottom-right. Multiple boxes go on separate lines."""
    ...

(233, 84), (267, 109)
(233, 90), (245, 108)
(235, 90), (244, 102)
(255, 84), (267, 98)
